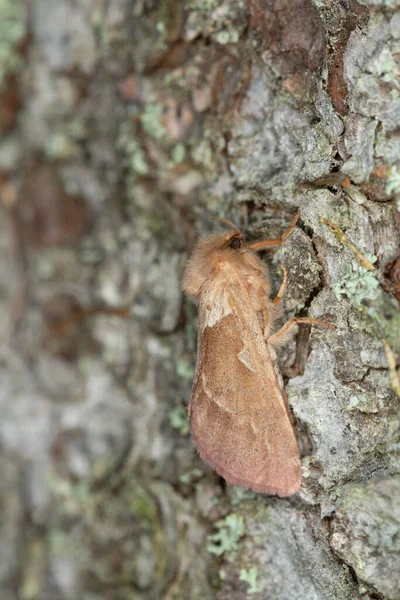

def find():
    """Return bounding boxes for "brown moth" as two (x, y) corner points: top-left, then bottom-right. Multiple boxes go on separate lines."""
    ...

(182, 214), (334, 496)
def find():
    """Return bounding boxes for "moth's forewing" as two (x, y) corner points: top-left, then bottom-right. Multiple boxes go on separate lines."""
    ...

(189, 284), (301, 497)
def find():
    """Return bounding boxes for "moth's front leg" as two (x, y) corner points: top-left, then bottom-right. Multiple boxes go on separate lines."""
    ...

(267, 317), (335, 348)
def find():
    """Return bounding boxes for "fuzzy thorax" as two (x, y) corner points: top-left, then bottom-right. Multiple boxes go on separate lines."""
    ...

(182, 232), (271, 300)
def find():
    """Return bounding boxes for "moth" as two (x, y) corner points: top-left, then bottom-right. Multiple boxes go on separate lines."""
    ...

(182, 214), (333, 496)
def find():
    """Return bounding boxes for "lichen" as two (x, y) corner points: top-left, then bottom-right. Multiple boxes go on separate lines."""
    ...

(171, 143), (186, 163)
(215, 29), (240, 45)
(239, 567), (260, 595)
(44, 118), (87, 160)
(168, 403), (190, 436)
(0, 0), (24, 88)
(117, 122), (150, 181)
(207, 513), (245, 557)
(364, 0), (398, 6)
(176, 357), (195, 380)
(370, 44), (399, 87)
(178, 468), (204, 484)
(333, 257), (379, 308)
(386, 164), (400, 198)
(140, 101), (167, 141)
(332, 255), (400, 347)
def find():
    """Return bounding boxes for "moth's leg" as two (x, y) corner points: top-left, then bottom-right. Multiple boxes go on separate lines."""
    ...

(273, 266), (288, 305)
(247, 213), (299, 251)
(267, 317), (334, 347)
(261, 267), (288, 339)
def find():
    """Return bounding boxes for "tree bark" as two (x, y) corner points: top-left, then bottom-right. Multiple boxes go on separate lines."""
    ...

(1, 0), (400, 599)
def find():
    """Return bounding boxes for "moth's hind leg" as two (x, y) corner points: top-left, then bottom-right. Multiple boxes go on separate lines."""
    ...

(273, 266), (288, 306)
(262, 267), (287, 339)
(267, 317), (335, 348)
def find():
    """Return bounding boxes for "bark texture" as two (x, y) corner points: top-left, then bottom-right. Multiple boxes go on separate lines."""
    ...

(1, 0), (400, 599)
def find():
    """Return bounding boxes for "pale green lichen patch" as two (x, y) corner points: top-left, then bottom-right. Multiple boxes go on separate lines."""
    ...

(369, 44), (400, 87)
(207, 513), (245, 557)
(345, 392), (385, 414)
(184, 0), (246, 48)
(179, 468), (204, 484)
(333, 257), (379, 308)
(366, 0), (399, 7)
(228, 486), (258, 506)
(215, 29), (240, 45)
(0, 0), (25, 87)
(239, 567), (261, 595)
(117, 122), (150, 183)
(140, 101), (167, 140)
(169, 403), (190, 436)
(176, 357), (195, 380)
(331, 256), (400, 348)
(44, 118), (87, 160)
(171, 142), (186, 163)
(386, 164), (400, 198)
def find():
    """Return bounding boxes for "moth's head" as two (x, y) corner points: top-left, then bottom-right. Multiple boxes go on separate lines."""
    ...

(182, 219), (253, 298)
(199, 219), (245, 254)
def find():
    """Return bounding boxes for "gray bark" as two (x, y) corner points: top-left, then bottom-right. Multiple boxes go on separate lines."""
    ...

(1, 0), (400, 599)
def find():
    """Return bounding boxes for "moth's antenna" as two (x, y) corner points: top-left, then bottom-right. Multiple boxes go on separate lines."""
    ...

(212, 218), (240, 232)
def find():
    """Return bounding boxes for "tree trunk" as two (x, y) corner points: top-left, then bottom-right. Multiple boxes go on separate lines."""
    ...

(1, 0), (400, 599)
